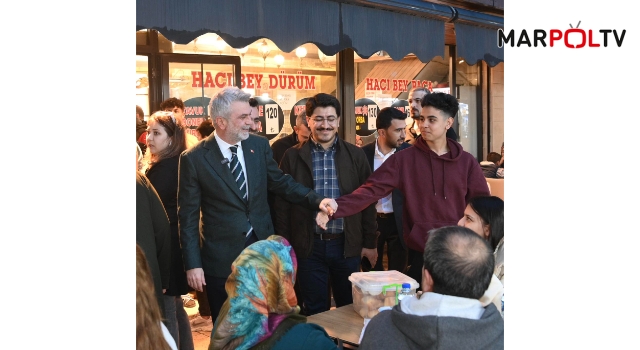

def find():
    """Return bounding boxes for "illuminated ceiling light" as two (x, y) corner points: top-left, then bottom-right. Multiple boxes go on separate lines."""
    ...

(258, 39), (271, 68)
(236, 46), (249, 58)
(214, 37), (226, 55)
(274, 54), (285, 68)
(295, 47), (307, 58)
(459, 58), (464, 64)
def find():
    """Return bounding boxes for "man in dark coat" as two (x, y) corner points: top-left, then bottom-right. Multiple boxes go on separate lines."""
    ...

(178, 87), (337, 322)
(275, 93), (377, 316)
(360, 107), (411, 273)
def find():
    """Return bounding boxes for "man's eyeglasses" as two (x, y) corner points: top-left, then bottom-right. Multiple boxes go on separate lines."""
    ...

(310, 116), (338, 123)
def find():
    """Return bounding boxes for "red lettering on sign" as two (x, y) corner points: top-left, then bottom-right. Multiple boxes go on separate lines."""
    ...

(296, 75), (304, 89)
(247, 74), (255, 89)
(204, 72), (214, 88)
(305, 76), (315, 90)
(258, 105), (264, 117)
(255, 74), (263, 88)
(191, 71), (202, 87)
(366, 78), (373, 90)
(288, 76), (296, 89)
(215, 72), (226, 88)
(269, 75), (278, 89)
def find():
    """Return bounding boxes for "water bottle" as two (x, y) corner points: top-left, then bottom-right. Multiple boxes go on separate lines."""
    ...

(397, 283), (416, 303)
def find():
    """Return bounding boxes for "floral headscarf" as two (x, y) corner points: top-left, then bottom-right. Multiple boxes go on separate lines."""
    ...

(210, 235), (299, 350)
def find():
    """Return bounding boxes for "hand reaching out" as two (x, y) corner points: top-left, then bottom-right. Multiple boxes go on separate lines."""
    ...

(316, 211), (330, 230)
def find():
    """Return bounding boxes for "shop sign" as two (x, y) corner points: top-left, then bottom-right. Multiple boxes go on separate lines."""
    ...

(364, 78), (433, 92)
(390, 99), (410, 119)
(191, 71), (317, 90)
(183, 97), (210, 137)
(289, 98), (309, 129)
(253, 96), (284, 140)
(354, 98), (379, 136)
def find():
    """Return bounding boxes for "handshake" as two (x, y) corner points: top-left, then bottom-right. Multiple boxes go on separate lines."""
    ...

(317, 198), (338, 229)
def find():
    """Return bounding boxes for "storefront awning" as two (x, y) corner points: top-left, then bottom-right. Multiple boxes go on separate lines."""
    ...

(136, 0), (503, 66)
(454, 8), (504, 67)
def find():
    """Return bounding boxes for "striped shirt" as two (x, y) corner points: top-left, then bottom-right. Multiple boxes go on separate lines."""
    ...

(309, 136), (343, 234)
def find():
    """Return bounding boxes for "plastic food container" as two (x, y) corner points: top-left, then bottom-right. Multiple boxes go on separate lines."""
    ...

(348, 270), (419, 319)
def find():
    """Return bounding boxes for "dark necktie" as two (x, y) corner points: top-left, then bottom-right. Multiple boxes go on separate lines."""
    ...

(229, 145), (247, 201)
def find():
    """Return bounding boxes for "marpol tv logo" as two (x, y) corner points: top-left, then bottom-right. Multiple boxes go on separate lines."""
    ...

(498, 21), (626, 48)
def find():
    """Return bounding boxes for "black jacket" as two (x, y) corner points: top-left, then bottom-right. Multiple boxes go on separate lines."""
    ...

(271, 132), (299, 166)
(361, 141), (411, 249)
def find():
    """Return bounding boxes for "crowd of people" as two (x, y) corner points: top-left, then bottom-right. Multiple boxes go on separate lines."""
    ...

(135, 86), (504, 349)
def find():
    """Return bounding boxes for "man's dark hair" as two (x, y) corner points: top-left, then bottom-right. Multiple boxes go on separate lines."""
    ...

(248, 97), (259, 108)
(160, 97), (185, 111)
(423, 226), (494, 299)
(136, 105), (144, 118)
(487, 152), (502, 163)
(305, 93), (341, 118)
(468, 196), (504, 251)
(421, 92), (459, 120)
(196, 119), (215, 138)
(376, 107), (407, 130)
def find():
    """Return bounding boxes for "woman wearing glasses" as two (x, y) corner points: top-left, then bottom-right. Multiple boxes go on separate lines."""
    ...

(142, 111), (194, 350)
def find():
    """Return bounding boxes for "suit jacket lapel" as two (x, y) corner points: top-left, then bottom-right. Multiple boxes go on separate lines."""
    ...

(203, 138), (245, 202)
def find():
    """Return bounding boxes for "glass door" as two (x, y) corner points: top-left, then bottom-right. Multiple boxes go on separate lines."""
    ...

(160, 54), (241, 138)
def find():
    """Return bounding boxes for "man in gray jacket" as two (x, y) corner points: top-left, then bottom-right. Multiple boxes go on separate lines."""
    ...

(360, 226), (504, 349)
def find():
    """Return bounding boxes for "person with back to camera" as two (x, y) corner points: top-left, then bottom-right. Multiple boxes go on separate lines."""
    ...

(209, 235), (337, 350)
(359, 226), (504, 350)
(458, 195), (505, 314)
(137, 244), (178, 350)
(480, 152), (502, 178)
(142, 110), (194, 350)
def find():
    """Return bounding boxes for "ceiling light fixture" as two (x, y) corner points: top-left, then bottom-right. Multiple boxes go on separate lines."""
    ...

(258, 39), (271, 68)
(274, 54), (285, 68)
(236, 46), (249, 58)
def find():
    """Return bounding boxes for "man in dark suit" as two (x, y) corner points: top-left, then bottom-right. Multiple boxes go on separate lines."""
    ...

(275, 93), (378, 316)
(361, 107), (411, 273)
(178, 87), (337, 323)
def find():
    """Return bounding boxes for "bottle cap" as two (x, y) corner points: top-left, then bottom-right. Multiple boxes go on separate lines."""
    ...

(402, 283), (411, 289)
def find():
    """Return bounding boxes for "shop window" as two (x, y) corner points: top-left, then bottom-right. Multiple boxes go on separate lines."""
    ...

(136, 55), (150, 120)
(170, 34), (337, 144)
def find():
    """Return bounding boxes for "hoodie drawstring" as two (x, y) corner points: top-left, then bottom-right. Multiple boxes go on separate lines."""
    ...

(428, 155), (436, 196)
(428, 153), (447, 199)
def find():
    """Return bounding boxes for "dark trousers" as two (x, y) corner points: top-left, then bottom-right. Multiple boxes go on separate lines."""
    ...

(372, 215), (408, 272)
(406, 248), (424, 290)
(297, 236), (360, 316)
(204, 231), (259, 335)
(195, 288), (211, 317)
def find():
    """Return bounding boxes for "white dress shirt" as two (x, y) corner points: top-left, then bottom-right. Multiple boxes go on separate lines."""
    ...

(374, 138), (395, 214)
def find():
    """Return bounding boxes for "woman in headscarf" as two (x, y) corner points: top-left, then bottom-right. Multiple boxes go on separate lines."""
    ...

(210, 235), (337, 350)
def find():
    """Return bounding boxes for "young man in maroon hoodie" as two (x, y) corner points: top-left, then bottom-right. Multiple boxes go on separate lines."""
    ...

(317, 92), (490, 286)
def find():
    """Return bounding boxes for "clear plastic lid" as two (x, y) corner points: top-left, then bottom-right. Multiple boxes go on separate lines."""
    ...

(349, 270), (419, 295)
